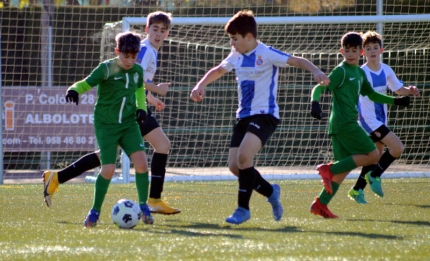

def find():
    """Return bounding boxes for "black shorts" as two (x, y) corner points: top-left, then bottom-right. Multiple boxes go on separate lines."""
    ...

(230, 114), (280, 148)
(138, 109), (160, 137)
(369, 124), (391, 143)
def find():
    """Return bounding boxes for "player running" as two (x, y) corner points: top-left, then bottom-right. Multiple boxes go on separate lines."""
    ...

(44, 11), (180, 216)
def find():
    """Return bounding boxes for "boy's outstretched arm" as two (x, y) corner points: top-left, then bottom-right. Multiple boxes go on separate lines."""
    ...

(395, 85), (420, 97)
(144, 81), (171, 96)
(287, 56), (330, 86)
(190, 65), (228, 102)
(361, 78), (411, 107)
(367, 91), (411, 107)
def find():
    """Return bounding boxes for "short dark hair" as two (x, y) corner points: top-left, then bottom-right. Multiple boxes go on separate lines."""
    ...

(225, 10), (257, 38)
(115, 32), (141, 54)
(362, 31), (383, 48)
(147, 11), (173, 29)
(341, 32), (363, 49)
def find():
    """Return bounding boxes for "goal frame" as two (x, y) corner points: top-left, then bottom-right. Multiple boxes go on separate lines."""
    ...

(110, 14), (430, 184)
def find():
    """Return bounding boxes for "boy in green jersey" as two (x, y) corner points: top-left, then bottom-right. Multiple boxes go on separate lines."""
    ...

(309, 32), (410, 218)
(43, 11), (180, 216)
(65, 32), (153, 227)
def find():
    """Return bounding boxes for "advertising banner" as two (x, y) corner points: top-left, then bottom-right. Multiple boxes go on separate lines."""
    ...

(2, 87), (97, 152)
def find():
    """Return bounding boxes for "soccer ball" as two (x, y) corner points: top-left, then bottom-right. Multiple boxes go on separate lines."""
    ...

(111, 199), (141, 229)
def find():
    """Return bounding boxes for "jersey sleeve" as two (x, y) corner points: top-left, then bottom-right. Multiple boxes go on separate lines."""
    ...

(220, 51), (238, 72)
(326, 66), (346, 92)
(136, 67), (147, 111)
(267, 47), (290, 67)
(384, 64), (404, 92)
(83, 62), (108, 87)
(136, 45), (153, 83)
(69, 62), (107, 94)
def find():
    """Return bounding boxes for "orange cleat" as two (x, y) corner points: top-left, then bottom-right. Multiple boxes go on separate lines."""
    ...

(310, 197), (338, 219)
(317, 163), (334, 194)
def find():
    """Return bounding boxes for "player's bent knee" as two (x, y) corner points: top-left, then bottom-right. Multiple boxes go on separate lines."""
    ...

(228, 165), (239, 176)
(368, 150), (380, 165)
(237, 153), (252, 167)
(390, 145), (404, 158)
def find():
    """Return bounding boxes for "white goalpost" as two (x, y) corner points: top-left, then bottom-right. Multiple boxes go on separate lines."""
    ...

(91, 13), (430, 184)
(2, 1), (430, 185)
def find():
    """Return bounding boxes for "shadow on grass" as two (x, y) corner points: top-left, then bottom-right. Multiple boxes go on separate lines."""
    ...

(317, 230), (403, 240)
(384, 203), (430, 209)
(344, 218), (430, 227)
(390, 220), (430, 226)
(149, 221), (301, 238)
(57, 220), (300, 239)
(152, 221), (402, 240)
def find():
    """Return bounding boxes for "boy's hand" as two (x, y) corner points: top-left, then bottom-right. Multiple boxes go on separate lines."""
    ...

(310, 101), (323, 120)
(136, 109), (147, 124)
(65, 90), (79, 105)
(156, 82), (171, 96)
(393, 96), (410, 107)
(313, 72), (330, 86)
(152, 99), (166, 111)
(190, 86), (205, 102)
(409, 86), (420, 97)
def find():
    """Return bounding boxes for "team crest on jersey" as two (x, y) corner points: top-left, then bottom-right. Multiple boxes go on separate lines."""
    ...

(134, 72), (139, 83)
(256, 56), (263, 66)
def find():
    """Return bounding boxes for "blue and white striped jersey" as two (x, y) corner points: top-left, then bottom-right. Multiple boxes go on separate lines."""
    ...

(358, 63), (404, 133)
(220, 42), (290, 119)
(136, 38), (158, 83)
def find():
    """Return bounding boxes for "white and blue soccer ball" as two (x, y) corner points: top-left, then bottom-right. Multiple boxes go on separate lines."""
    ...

(111, 199), (141, 229)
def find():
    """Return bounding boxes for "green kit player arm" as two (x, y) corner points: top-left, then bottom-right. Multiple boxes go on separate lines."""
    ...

(310, 66), (344, 120)
(360, 75), (410, 106)
(135, 85), (147, 124)
(65, 63), (107, 105)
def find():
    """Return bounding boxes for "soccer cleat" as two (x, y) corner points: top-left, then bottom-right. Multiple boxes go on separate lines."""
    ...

(148, 198), (181, 215)
(226, 207), (251, 225)
(140, 204), (155, 225)
(310, 197), (338, 218)
(83, 209), (100, 228)
(348, 187), (368, 204)
(365, 172), (384, 198)
(267, 184), (284, 221)
(317, 163), (334, 194)
(42, 171), (60, 207)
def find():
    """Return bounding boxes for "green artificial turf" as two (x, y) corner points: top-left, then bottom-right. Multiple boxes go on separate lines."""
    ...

(0, 178), (429, 260)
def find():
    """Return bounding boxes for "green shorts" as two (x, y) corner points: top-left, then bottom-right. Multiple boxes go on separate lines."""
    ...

(331, 124), (376, 161)
(95, 122), (145, 165)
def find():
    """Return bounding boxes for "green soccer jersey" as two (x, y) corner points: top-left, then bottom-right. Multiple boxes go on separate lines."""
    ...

(316, 62), (393, 135)
(69, 57), (145, 126)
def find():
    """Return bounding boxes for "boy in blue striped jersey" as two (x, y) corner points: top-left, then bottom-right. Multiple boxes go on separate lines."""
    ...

(309, 32), (411, 218)
(190, 10), (330, 224)
(348, 31), (420, 203)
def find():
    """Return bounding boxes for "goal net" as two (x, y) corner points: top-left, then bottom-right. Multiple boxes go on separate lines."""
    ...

(2, 1), (430, 184)
(94, 14), (430, 183)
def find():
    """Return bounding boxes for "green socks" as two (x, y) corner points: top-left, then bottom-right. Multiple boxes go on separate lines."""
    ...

(330, 156), (357, 175)
(318, 181), (340, 205)
(92, 174), (111, 212)
(135, 171), (150, 205)
(91, 171), (150, 212)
